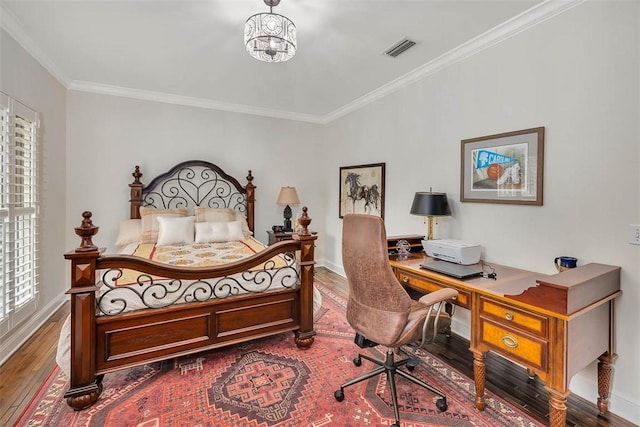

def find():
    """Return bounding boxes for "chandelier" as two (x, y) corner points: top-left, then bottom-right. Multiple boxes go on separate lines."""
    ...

(244, 0), (296, 63)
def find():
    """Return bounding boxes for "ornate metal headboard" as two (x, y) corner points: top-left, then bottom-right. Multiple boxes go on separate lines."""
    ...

(128, 160), (256, 233)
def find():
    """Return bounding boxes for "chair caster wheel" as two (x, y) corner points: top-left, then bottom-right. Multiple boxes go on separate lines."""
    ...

(334, 389), (344, 402)
(406, 357), (419, 371)
(353, 356), (361, 367)
(436, 397), (448, 412)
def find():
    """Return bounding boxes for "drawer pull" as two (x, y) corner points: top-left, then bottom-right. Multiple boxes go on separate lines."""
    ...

(504, 312), (514, 321)
(402, 276), (409, 284)
(501, 335), (519, 349)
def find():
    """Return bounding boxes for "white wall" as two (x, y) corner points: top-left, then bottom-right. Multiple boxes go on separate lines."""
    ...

(323, 1), (639, 423)
(0, 29), (67, 363)
(65, 91), (327, 256)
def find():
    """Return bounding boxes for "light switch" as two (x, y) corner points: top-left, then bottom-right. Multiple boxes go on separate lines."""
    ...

(630, 225), (640, 245)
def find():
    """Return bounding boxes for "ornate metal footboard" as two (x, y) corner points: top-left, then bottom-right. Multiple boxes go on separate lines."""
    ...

(96, 255), (299, 315)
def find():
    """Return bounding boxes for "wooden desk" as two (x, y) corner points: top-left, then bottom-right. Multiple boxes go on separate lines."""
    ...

(389, 254), (621, 427)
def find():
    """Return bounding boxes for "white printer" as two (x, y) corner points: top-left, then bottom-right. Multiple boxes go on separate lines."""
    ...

(421, 239), (481, 265)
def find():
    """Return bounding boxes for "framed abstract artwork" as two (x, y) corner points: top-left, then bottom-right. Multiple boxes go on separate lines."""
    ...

(339, 163), (385, 218)
(460, 127), (544, 205)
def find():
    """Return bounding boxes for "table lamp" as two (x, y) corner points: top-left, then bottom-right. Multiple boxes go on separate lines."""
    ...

(276, 186), (300, 232)
(410, 190), (451, 240)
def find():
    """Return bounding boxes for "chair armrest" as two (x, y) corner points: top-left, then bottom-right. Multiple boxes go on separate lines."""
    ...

(418, 288), (458, 306)
(414, 288), (459, 347)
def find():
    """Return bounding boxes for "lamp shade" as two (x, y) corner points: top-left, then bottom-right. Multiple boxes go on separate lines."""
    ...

(410, 192), (451, 217)
(277, 186), (300, 205)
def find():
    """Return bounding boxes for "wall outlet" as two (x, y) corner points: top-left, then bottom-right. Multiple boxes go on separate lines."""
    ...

(630, 225), (640, 245)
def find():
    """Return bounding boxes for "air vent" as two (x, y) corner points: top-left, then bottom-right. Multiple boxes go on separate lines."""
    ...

(383, 38), (416, 58)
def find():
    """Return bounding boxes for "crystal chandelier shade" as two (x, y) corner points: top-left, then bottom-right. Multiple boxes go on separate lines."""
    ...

(244, 0), (296, 63)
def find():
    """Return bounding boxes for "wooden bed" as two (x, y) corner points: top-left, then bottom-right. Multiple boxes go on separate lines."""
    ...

(63, 160), (317, 410)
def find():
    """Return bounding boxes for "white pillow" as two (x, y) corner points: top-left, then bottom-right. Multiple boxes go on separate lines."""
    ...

(139, 207), (189, 243)
(195, 220), (245, 243)
(235, 211), (253, 236)
(194, 207), (252, 236)
(115, 219), (142, 246)
(194, 207), (236, 223)
(156, 216), (195, 246)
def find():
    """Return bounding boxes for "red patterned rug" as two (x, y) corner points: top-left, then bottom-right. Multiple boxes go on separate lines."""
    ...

(16, 284), (544, 427)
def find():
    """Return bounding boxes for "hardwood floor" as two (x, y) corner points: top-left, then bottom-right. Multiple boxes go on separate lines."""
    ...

(0, 301), (69, 426)
(0, 268), (635, 427)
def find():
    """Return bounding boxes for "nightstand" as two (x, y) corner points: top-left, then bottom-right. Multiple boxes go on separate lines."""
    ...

(267, 230), (294, 245)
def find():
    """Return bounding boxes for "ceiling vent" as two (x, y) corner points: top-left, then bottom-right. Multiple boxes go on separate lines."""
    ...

(383, 38), (416, 58)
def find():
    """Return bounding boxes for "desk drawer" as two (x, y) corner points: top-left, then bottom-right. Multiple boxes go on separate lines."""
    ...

(479, 298), (548, 338)
(396, 270), (469, 308)
(480, 318), (547, 371)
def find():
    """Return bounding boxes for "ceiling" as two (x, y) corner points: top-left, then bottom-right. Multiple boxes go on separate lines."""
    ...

(1, 0), (553, 123)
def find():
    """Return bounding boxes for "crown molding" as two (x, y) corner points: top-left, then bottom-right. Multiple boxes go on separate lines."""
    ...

(67, 81), (324, 124)
(0, 3), (70, 87)
(3, 0), (584, 125)
(320, 0), (586, 124)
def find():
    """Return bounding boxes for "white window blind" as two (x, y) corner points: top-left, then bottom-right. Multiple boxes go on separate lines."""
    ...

(0, 92), (40, 338)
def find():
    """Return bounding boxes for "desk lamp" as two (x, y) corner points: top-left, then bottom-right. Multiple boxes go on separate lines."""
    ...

(410, 190), (451, 240)
(276, 186), (300, 232)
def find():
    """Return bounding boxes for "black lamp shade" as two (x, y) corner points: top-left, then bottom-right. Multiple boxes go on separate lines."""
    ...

(410, 192), (451, 216)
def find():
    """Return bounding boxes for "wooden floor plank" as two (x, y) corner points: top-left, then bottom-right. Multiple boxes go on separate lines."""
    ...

(0, 301), (70, 426)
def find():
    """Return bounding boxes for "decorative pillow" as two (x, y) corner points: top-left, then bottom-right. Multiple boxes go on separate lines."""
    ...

(194, 207), (236, 223)
(156, 216), (195, 246)
(195, 220), (245, 243)
(139, 207), (188, 243)
(235, 211), (253, 236)
(115, 219), (142, 246)
(194, 207), (252, 236)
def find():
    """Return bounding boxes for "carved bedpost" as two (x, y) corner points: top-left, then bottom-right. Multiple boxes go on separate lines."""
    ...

(294, 206), (317, 349)
(63, 211), (103, 410)
(245, 170), (255, 234)
(129, 165), (143, 219)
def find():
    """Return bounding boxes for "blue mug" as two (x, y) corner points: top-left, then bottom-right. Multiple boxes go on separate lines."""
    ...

(554, 256), (577, 272)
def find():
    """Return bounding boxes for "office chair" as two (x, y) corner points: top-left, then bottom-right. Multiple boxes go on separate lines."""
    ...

(334, 214), (458, 427)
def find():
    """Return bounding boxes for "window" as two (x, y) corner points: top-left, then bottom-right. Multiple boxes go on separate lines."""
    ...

(0, 92), (40, 338)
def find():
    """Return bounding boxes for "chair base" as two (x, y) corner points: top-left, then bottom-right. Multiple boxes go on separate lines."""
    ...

(334, 348), (448, 426)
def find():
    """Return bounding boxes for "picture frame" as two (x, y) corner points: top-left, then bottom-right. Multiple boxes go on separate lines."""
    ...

(460, 127), (544, 205)
(339, 163), (385, 218)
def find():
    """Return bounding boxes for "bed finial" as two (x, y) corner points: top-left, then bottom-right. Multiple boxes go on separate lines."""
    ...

(130, 166), (144, 219)
(132, 165), (142, 184)
(246, 170), (254, 185)
(74, 211), (99, 252)
(298, 206), (312, 236)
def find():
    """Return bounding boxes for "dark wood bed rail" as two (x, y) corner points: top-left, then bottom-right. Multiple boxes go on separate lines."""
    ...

(64, 208), (317, 411)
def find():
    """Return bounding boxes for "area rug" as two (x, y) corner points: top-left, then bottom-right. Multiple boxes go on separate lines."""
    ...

(16, 284), (544, 427)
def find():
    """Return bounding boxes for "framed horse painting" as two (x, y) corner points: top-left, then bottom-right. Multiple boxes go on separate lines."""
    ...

(339, 163), (385, 219)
